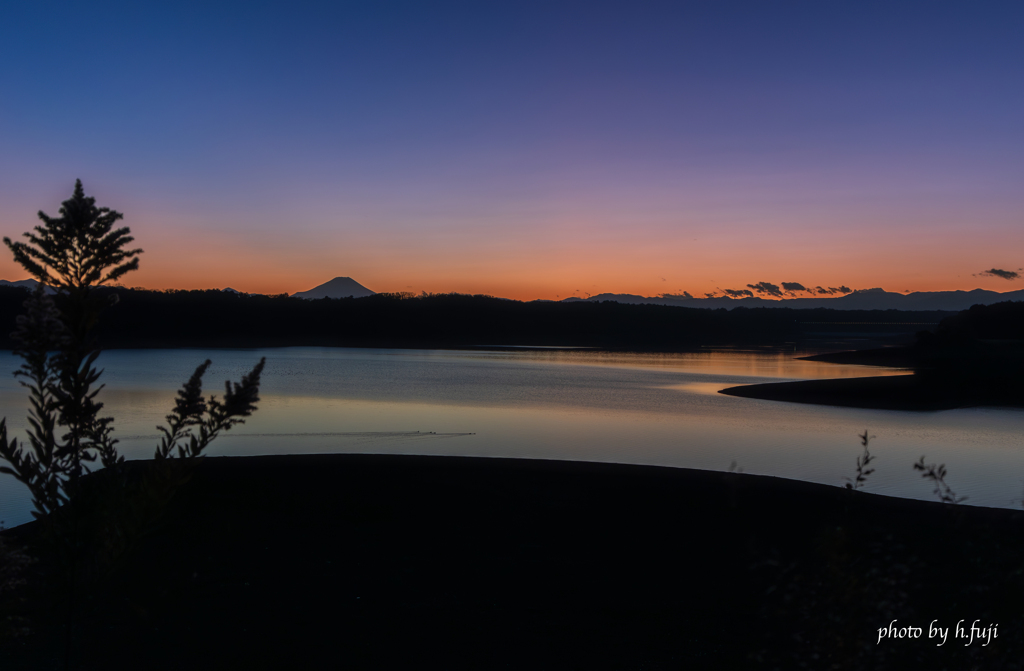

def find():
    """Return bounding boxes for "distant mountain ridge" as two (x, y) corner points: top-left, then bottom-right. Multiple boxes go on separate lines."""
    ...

(292, 277), (375, 299)
(0, 278), (43, 290)
(0, 278), (54, 294)
(3, 276), (1019, 311)
(562, 287), (1024, 312)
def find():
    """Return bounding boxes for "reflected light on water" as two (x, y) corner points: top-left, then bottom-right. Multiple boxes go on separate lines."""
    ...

(0, 347), (1019, 527)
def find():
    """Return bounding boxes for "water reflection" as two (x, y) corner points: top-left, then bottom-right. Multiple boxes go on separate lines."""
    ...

(0, 347), (1019, 527)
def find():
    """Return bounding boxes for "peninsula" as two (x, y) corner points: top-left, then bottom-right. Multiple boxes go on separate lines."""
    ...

(720, 300), (1024, 411)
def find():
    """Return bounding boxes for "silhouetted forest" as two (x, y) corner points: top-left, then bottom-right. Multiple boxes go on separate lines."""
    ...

(922, 299), (1024, 342)
(0, 286), (955, 350)
(915, 300), (1024, 398)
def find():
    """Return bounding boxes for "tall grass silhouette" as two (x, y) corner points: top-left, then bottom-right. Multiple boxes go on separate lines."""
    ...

(0, 180), (265, 668)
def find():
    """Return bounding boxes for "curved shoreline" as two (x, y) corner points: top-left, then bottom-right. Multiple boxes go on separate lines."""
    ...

(797, 345), (918, 368)
(717, 374), (971, 411)
(720, 345), (1024, 410)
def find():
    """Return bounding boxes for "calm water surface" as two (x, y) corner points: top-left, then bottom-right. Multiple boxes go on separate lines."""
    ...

(0, 347), (1021, 527)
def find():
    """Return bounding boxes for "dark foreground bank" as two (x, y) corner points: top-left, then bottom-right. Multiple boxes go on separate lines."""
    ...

(3, 454), (1023, 670)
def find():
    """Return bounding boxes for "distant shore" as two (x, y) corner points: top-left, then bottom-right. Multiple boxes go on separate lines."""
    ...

(718, 373), (965, 411)
(0, 286), (945, 351)
(797, 345), (918, 368)
(719, 346), (1024, 411)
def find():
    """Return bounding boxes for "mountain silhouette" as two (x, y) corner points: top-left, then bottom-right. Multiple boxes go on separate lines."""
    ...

(292, 277), (375, 299)
(564, 287), (1024, 312)
(0, 278), (55, 294)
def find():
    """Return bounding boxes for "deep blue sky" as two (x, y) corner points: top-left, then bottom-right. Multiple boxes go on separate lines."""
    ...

(2, 1), (1022, 297)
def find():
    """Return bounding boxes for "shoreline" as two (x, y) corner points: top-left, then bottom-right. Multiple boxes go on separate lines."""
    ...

(721, 345), (1024, 411)
(3, 453), (1023, 668)
(717, 374), (974, 411)
(0, 342), (871, 355)
(797, 345), (919, 368)
(719, 374), (1024, 411)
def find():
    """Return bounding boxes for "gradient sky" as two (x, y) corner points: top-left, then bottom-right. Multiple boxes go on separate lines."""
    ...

(1, 1), (1022, 300)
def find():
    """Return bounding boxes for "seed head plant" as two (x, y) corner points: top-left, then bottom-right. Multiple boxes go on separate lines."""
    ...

(914, 456), (967, 505)
(844, 430), (876, 490)
(0, 180), (265, 663)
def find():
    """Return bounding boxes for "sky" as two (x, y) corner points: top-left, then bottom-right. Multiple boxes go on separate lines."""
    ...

(1, 1), (1022, 300)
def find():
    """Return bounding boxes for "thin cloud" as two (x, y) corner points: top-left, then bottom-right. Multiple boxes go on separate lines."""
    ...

(658, 291), (693, 299)
(810, 285), (851, 296)
(746, 282), (783, 298)
(976, 268), (1020, 280)
(781, 282), (809, 294)
(724, 288), (754, 298)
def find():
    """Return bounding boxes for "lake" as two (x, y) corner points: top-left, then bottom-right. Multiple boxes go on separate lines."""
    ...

(1, 346), (1021, 527)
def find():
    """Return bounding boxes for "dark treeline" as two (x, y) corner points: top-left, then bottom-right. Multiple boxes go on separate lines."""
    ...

(0, 286), (954, 351)
(915, 300), (1024, 400)
(923, 299), (1024, 342)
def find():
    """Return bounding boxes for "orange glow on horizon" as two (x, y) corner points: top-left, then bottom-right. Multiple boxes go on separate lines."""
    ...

(0, 233), (1021, 302)
(1, 193), (1020, 302)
